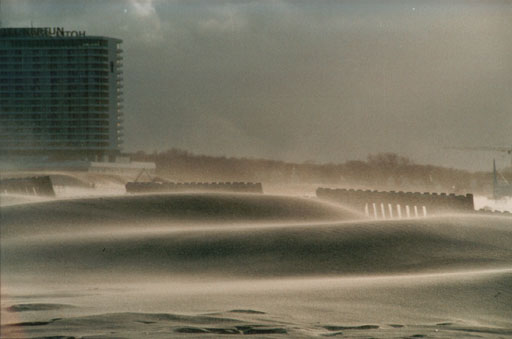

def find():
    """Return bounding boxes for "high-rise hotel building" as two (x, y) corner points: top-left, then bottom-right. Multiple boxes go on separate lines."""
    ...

(0, 27), (123, 160)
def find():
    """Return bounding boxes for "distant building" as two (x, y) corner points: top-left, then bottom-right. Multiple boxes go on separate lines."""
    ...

(0, 27), (123, 161)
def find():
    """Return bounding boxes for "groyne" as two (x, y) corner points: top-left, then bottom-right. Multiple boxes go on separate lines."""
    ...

(0, 176), (55, 197)
(317, 187), (474, 218)
(126, 181), (263, 194)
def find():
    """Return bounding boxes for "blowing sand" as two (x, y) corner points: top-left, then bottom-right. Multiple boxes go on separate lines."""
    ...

(1, 192), (511, 338)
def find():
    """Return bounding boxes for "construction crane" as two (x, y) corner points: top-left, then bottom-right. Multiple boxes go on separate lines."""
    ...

(445, 145), (512, 165)
(445, 145), (512, 199)
(493, 159), (512, 199)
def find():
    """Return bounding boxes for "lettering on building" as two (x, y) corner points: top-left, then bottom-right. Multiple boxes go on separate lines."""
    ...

(0, 27), (86, 38)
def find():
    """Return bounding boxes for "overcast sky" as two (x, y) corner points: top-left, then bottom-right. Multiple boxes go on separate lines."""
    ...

(3, 0), (512, 170)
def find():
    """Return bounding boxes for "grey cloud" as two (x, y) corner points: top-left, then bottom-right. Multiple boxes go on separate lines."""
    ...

(2, 0), (512, 170)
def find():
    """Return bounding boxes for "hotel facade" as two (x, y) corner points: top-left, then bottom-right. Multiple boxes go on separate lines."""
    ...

(0, 27), (123, 161)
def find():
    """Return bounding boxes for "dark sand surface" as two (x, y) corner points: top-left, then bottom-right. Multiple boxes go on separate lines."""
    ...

(1, 193), (511, 338)
(0, 193), (361, 238)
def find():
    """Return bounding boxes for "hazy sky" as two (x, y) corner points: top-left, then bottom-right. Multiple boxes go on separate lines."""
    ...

(3, 0), (512, 170)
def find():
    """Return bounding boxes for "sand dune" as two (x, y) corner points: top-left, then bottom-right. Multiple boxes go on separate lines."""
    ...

(2, 214), (512, 279)
(2, 193), (511, 279)
(1, 192), (511, 338)
(0, 193), (361, 238)
(2, 269), (512, 338)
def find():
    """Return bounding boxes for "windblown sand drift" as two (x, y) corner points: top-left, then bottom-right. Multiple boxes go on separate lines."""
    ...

(1, 193), (361, 238)
(3, 214), (512, 278)
(1, 193), (511, 338)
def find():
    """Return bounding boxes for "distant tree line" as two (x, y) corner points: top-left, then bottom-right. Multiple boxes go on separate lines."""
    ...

(130, 149), (497, 195)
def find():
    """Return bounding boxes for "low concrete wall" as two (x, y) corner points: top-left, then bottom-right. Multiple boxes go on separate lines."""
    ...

(0, 176), (55, 197)
(126, 182), (263, 194)
(317, 187), (474, 217)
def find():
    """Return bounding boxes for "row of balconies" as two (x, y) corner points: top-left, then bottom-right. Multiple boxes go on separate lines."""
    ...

(1, 116), (111, 121)
(1, 119), (110, 126)
(0, 99), (110, 105)
(1, 106), (110, 112)
(0, 104), (111, 110)
(1, 70), (110, 76)
(0, 56), (109, 62)
(1, 134), (111, 141)
(1, 112), (112, 118)
(0, 78), (111, 85)
(1, 85), (109, 92)
(1, 122), (112, 129)
(1, 47), (109, 55)
(1, 77), (111, 84)
(1, 141), (112, 148)
(0, 50), (110, 57)
(1, 123), (110, 129)
(0, 63), (109, 69)
(1, 128), (110, 134)
(1, 132), (111, 139)
(0, 92), (110, 99)
(2, 113), (111, 119)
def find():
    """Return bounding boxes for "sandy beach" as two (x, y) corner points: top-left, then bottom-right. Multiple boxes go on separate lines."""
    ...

(3, 1), (512, 337)
(1, 192), (511, 338)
